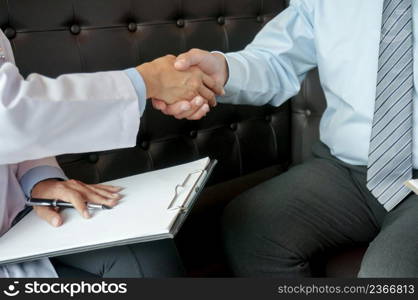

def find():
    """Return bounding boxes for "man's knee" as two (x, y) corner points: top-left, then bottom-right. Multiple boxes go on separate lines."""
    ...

(222, 171), (316, 252)
(222, 180), (285, 249)
(221, 179), (307, 276)
(222, 192), (261, 254)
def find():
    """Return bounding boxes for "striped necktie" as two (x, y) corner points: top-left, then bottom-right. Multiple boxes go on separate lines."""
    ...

(367, 0), (414, 211)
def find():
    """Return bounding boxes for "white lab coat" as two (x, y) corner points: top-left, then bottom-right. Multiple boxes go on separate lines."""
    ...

(0, 29), (141, 277)
(0, 29), (140, 164)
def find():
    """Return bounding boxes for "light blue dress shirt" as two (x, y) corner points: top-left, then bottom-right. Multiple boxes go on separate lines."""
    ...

(220, 0), (418, 167)
(19, 166), (67, 198)
(19, 69), (147, 197)
(124, 68), (148, 117)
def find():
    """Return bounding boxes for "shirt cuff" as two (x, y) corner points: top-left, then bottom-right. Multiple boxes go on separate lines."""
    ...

(211, 51), (241, 104)
(19, 166), (68, 198)
(124, 68), (147, 117)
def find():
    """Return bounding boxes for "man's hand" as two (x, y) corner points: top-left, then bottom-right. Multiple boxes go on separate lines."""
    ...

(152, 49), (228, 120)
(137, 55), (224, 106)
(175, 49), (228, 86)
(31, 179), (123, 227)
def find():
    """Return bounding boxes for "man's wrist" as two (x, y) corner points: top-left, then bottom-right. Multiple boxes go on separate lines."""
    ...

(211, 51), (229, 87)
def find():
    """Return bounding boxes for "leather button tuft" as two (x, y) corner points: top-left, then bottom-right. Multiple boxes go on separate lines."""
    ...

(256, 15), (264, 23)
(88, 154), (99, 164)
(128, 22), (137, 32)
(176, 19), (185, 28)
(230, 123), (238, 131)
(4, 27), (16, 39)
(70, 24), (81, 35)
(141, 141), (150, 150)
(305, 109), (312, 117)
(189, 130), (197, 138)
(217, 16), (225, 25)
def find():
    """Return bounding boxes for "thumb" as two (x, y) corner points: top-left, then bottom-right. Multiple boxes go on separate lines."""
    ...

(34, 206), (63, 227)
(174, 49), (207, 71)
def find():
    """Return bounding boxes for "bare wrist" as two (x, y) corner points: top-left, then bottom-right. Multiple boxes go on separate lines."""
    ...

(136, 63), (157, 99)
(212, 52), (229, 86)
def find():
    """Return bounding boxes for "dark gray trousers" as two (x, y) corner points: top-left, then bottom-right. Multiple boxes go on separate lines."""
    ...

(51, 239), (185, 278)
(222, 142), (418, 277)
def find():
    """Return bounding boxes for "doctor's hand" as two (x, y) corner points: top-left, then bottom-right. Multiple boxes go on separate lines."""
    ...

(151, 49), (228, 120)
(151, 95), (212, 120)
(30, 179), (123, 227)
(137, 55), (223, 106)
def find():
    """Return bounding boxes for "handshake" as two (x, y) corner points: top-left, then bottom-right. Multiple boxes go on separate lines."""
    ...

(136, 49), (228, 120)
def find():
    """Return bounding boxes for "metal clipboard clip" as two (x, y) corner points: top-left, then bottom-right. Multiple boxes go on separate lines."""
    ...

(167, 170), (204, 211)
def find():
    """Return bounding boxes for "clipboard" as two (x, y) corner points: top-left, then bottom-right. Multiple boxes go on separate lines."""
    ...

(0, 158), (217, 265)
(169, 159), (217, 236)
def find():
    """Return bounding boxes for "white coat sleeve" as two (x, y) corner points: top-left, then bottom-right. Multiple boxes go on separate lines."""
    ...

(0, 62), (141, 165)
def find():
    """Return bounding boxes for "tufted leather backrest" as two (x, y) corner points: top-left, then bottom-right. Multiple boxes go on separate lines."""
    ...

(291, 69), (326, 165)
(0, 0), (293, 186)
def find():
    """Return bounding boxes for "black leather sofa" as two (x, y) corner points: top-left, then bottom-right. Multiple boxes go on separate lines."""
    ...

(0, 0), (366, 277)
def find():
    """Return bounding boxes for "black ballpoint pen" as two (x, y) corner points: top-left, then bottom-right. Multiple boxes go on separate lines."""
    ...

(26, 198), (112, 210)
